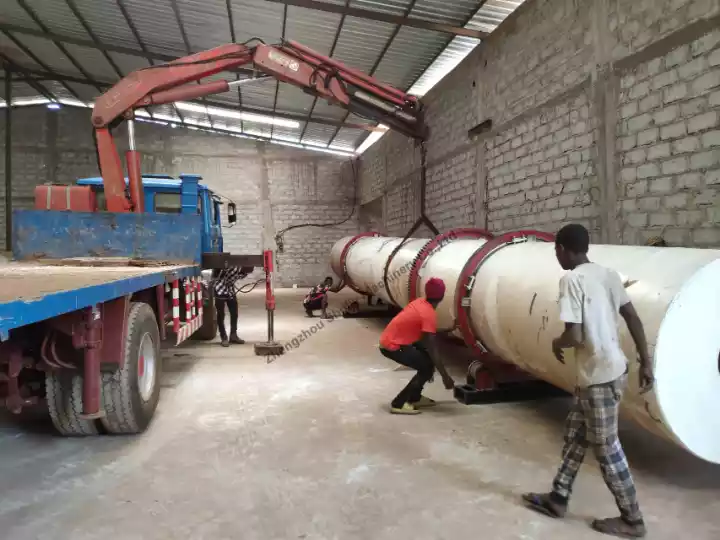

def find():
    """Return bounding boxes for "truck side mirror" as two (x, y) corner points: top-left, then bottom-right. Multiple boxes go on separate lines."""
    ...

(228, 202), (237, 224)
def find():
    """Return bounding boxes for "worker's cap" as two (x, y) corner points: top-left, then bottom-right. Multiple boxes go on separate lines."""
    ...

(425, 277), (446, 301)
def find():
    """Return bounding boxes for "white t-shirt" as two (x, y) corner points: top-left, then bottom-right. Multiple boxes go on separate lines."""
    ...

(557, 262), (631, 387)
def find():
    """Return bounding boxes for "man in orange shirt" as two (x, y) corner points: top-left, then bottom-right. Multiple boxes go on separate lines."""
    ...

(379, 277), (455, 414)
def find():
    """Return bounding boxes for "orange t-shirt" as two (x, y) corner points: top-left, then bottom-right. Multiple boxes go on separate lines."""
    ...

(379, 298), (437, 350)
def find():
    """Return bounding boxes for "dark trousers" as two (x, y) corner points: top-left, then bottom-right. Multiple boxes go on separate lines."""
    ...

(380, 343), (435, 408)
(216, 296), (238, 340)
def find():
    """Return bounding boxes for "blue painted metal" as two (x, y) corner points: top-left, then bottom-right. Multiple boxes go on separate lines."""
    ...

(12, 210), (203, 263)
(76, 175), (209, 191)
(76, 174), (224, 256)
(179, 174), (200, 215)
(0, 265), (198, 340)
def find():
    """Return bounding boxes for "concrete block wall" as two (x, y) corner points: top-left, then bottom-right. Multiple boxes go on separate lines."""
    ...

(616, 29), (720, 246)
(357, 0), (720, 249)
(485, 92), (599, 235)
(0, 107), (357, 285)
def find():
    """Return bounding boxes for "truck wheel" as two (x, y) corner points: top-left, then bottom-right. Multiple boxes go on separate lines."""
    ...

(46, 370), (100, 436)
(101, 302), (161, 434)
(192, 282), (217, 341)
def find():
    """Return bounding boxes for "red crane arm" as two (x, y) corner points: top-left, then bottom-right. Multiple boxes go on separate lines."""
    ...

(91, 41), (426, 213)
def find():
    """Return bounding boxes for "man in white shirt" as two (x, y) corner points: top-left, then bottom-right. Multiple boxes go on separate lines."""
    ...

(522, 224), (654, 539)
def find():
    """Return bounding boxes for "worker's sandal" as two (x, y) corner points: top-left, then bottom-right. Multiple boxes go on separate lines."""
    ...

(390, 403), (421, 415)
(411, 396), (437, 408)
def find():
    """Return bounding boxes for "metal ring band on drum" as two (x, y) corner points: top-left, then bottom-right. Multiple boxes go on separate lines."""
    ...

(406, 228), (494, 303)
(454, 230), (555, 355)
(338, 232), (381, 295)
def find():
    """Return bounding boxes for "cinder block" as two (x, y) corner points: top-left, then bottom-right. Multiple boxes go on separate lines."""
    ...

(701, 130), (720, 148)
(653, 70), (679, 90)
(628, 114), (654, 132)
(688, 111), (719, 133)
(626, 212), (649, 227)
(690, 150), (720, 170)
(691, 70), (720, 94)
(653, 105), (680, 125)
(665, 192), (690, 208)
(660, 122), (688, 140)
(672, 137), (701, 154)
(638, 128), (660, 145)
(638, 163), (660, 178)
(677, 209), (704, 225)
(639, 196), (661, 211)
(677, 172), (702, 188)
(650, 177), (673, 193)
(665, 45), (690, 68)
(664, 83), (688, 104)
(692, 228), (720, 245)
(648, 143), (671, 160)
(650, 212), (675, 226)
(639, 92), (662, 112)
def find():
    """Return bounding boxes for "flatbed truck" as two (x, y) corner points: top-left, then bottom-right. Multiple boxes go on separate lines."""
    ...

(0, 174), (257, 435)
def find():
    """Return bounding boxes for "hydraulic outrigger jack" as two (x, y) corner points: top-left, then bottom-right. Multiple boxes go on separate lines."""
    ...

(254, 250), (284, 360)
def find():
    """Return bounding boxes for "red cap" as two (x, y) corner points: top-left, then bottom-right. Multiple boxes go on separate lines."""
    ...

(425, 277), (446, 300)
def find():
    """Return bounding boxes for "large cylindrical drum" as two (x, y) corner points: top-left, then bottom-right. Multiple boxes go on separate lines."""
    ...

(330, 233), (720, 464)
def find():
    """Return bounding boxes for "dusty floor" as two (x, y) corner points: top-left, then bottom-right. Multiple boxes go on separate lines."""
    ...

(1, 289), (719, 540)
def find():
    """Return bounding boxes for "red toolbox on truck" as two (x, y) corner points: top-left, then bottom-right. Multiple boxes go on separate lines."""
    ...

(34, 184), (97, 212)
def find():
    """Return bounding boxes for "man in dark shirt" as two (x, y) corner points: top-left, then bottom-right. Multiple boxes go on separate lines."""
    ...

(303, 276), (342, 319)
(213, 266), (252, 347)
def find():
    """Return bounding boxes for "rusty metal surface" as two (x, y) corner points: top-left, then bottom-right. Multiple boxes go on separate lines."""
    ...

(0, 263), (189, 304)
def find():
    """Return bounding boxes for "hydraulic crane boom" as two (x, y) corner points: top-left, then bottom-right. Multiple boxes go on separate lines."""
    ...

(91, 40), (427, 214)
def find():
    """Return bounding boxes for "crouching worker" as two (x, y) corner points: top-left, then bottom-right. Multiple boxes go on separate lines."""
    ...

(213, 266), (252, 347)
(378, 277), (455, 415)
(303, 276), (343, 319)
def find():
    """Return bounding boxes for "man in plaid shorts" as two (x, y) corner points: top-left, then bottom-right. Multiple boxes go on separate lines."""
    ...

(522, 224), (655, 539)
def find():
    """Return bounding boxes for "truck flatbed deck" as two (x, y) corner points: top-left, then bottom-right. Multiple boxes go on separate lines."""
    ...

(0, 262), (197, 339)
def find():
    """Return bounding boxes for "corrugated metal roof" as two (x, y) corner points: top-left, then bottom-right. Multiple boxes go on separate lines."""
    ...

(120, 0), (186, 56)
(175, 0), (233, 52)
(373, 26), (448, 89)
(285, 5), (342, 56)
(331, 16), (396, 73)
(409, 0), (477, 25)
(70, 0), (142, 50)
(21, 0), (86, 39)
(2, 0), (528, 154)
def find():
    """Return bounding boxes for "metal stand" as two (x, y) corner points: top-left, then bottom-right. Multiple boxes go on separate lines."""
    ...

(453, 356), (568, 405)
(254, 250), (284, 359)
(342, 296), (399, 318)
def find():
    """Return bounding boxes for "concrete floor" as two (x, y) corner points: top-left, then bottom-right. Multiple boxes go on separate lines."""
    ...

(1, 289), (719, 540)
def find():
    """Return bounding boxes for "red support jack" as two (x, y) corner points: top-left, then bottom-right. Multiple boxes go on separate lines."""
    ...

(254, 250), (284, 360)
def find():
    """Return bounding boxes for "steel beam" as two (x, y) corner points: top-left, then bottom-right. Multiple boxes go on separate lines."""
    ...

(264, 0), (488, 39)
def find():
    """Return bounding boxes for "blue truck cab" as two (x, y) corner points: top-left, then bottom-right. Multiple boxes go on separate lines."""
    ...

(76, 173), (232, 256)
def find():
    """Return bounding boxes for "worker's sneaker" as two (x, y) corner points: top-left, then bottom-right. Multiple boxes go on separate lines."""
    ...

(229, 335), (245, 345)
(411, 396), (437, 408)
(390, 403), (421, 415)
(221, 338), (230, 348)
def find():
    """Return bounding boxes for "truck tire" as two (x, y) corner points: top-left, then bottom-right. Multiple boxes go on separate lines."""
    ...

(46, 370), (100, 436)
(101, 302), (161, 434)
(192, 282), (217, 341)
